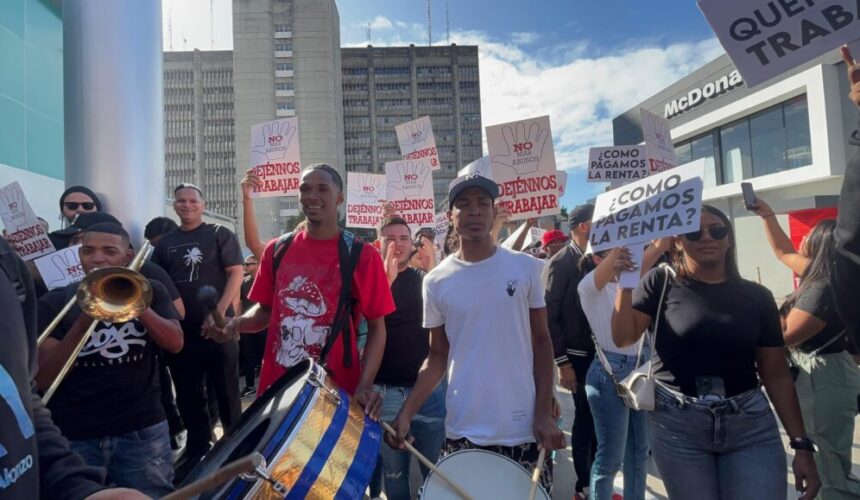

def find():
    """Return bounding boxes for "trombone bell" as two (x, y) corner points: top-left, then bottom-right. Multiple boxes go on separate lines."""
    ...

(76, 267), (153, 323)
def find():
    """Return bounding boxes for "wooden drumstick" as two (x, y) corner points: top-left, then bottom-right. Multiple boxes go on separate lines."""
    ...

(162, 452), (265, 500)
(528, 448), (546, 500)
(380, 421), (473, 500)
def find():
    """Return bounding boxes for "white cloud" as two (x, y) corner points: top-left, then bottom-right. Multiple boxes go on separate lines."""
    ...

(511, 32), (540, 45)
(355, 25), (725, 175)
(368, 16), (394, 30)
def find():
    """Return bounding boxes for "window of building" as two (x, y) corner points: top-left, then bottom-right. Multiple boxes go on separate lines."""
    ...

(276, 101), (294, 111)
(275, 43), (292, 52)
(276, 82), (294, 91)
(276, 63), (293, 71)
(673, 94), (812, 185)
(274, 24), (291, 32)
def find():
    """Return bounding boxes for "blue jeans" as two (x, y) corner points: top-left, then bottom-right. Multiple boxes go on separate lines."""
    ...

(585, 352), (649, 500)
(372, 381), (446, 500)
(650, 386), (786, 500)
(69, 420), (174, 497)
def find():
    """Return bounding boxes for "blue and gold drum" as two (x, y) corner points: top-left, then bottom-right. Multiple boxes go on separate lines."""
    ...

(182, 359), (381, 499)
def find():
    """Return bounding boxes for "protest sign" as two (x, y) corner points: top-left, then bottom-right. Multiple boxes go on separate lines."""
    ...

(34, 245), (85, 290)
(588, 146), (648, 184)
(345, 172), (386, 229)
(249, 117), (302, 198)
(641, 108), (678, 174)
(619, 244), (645, 290)
(385, 158), (435, 227)
(396, 116), (440, 171)
(589, 159), (705, 252)
(432, 211), (449, 261)
(698, 0), (860, 88)
(556, 170), (568, 197)
(458, 155), (493, 179)
(528, 227), (547, 247)
(0, 181), (55, 261)
(487, 115), (562, 220)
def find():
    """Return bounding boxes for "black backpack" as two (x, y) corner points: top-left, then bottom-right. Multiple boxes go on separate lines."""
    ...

(271, 230), (363, 368)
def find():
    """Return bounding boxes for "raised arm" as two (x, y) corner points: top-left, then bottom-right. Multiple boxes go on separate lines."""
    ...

(750, 198), (809, 275)
(241, 169), (267, 260)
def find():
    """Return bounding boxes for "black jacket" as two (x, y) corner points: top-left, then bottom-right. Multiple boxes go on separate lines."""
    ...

(0, 239), (106, 499)
(542, 243), (595, 366)
(835, 126), (860, 347)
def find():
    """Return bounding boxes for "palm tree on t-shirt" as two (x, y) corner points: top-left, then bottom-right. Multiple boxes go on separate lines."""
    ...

(183, 247), (203, 281)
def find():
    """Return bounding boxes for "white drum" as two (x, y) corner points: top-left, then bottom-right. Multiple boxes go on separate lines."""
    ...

(420, 449), (551, 500)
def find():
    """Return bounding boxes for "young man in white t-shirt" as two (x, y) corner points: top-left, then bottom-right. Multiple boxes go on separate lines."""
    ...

(386, 173), (565, 491)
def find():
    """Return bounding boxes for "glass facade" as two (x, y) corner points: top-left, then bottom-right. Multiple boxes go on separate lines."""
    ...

(0, 0), (64, 179)
(674, 95), (812, 186)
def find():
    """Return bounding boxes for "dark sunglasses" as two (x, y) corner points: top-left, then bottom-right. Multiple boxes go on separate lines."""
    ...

(64, 202), (96, 210)
(684, 226), (729, 242)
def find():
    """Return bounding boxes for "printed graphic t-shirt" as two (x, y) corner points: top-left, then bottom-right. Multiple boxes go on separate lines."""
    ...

(152, 223), (243, 337)
(37, 280), (179, 440)
(249, 231), (395, 395)
(424, 248), (545, 446)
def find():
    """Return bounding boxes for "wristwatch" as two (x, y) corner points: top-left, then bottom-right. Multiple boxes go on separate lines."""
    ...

(789, 436), (817, 452)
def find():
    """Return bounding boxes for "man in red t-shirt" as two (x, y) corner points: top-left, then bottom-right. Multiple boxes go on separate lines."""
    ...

(209, 164), (394, 416)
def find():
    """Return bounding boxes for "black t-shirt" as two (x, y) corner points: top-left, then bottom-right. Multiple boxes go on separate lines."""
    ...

(37, 279), (179, 440)
(794, 281), (848, 354)
(152, 223), (242, 338)
(633, 268), (784, 397)
(375, 267), (428, 387)
(240, 274), (266, 335)
(140, 260), (181, 301)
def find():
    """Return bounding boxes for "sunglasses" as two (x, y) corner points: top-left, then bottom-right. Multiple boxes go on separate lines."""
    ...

(684, 226), (729, 242)
(64, 202), (96, 210)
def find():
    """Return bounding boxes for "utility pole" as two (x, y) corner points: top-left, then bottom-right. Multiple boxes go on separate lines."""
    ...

(446, 0), (450, 44)
(427, 0), (432, 46)
(366, 22), (371, 44)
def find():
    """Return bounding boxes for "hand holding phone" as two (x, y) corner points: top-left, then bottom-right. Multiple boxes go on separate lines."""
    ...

(741, 182), (756, 210)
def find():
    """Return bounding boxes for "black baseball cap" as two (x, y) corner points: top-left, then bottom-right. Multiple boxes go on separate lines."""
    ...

(448, 173), (499, 208)
(54, 212), (122, 236)
(568, 204), (594, 229)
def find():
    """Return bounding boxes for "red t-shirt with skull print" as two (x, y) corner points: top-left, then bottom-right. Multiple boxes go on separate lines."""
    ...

(249, 230), (395, 395)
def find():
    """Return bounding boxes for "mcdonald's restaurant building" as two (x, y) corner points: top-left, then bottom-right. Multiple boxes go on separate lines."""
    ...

(613, 52), (855, 299)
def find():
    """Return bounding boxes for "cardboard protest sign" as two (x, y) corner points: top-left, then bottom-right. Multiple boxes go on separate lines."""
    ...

(555, 170), (568, 197)
(432, 211), (449, 261)
(698, 0), (860, 88)
(487, 115), (562, 220)
(0, 181), (55, 261)
(385, 158), (435, 227)
(588, 146), (649, 184)
(396, 116), (440, 171)
(458, 155), (493, 179)
(249, 117), (302, 198)
(641, 108), (678, 174)
(528, 227), (548, 247)
(589, 159), (706, 252)
(345, 172), (386, 229)
(34, 245), (85, 290)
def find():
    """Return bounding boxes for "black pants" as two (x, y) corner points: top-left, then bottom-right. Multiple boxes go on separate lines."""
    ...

(239, 330), (266, 388)
(157, 351), (185, 436)
(570, 354), (597, 493)
(168, 338), (241, 455)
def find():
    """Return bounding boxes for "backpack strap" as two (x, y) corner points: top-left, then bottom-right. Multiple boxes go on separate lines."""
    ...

(319, 230), (363, 368)
(270, 231), (296, 292)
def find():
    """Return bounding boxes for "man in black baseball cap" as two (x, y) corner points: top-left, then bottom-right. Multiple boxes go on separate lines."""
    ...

(50, 212), (122, 249)
(447, 172), (499, 209)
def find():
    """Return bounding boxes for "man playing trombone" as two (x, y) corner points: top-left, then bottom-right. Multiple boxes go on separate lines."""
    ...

(35, 222), (183, 497)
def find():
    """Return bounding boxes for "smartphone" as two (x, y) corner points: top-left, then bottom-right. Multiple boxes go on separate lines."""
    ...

(741, 182), (757, 210)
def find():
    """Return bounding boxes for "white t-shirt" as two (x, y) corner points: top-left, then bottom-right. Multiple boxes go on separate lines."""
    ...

(423, 247), (545, 446)
(577, 270), (638, 356)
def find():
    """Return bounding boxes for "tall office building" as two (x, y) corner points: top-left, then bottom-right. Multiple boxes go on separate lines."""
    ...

(341, 44), (482, 203)
(233, 0), (344, 241)
(163, 50), (237, 218)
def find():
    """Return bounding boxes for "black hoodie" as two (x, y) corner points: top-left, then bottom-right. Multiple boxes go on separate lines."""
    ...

(0, 238), (106, 499)
(834, 126), (860, 348)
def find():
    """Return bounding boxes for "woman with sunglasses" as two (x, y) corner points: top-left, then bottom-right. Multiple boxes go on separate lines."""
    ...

(752, 199), (860, 499)
(579, 241), (667, 500)
(49, 186), (103, 249)
(612, 205), (820, 500)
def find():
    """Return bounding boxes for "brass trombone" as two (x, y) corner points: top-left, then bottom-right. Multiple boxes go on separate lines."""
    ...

(41, 241), (154, 403)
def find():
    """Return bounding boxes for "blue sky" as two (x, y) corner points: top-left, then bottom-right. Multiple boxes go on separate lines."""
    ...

(166, 0), (724, 209)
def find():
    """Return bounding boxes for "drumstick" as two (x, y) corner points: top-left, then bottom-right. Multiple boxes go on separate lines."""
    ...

(380, 421), (473, 500)
(162, 452), (265, 500)
(528, 448), (546, 500)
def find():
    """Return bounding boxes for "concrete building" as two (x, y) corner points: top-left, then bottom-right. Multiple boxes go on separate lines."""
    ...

(163, 50), (237, 219)
(233, 0), (344, 241)
(341, 44), (483, 204)
(614, 52), (850, 298)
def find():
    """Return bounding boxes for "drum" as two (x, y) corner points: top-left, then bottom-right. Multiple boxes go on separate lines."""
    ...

(181, 359), (381, 499)
(420, 449), (551, 500)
